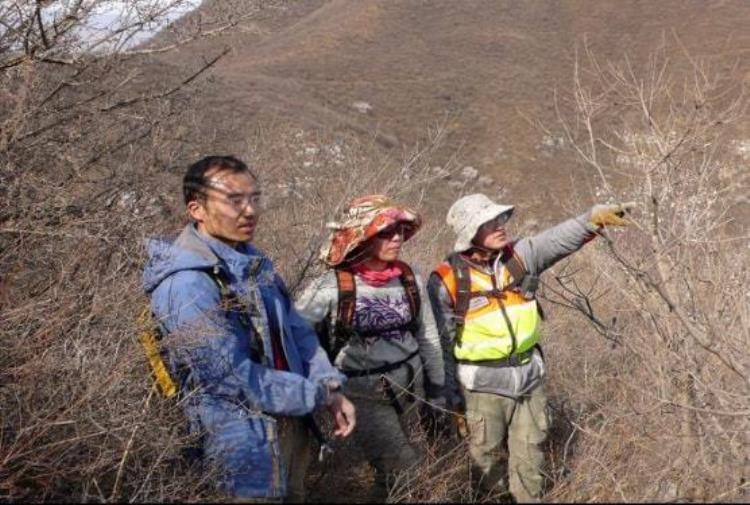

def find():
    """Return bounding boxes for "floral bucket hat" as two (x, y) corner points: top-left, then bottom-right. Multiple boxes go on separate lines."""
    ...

(321, 194), (422, 267)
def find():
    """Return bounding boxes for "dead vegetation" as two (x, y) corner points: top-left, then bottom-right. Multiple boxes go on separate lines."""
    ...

(1, 2), (748, 503)
(537, 43), (749, 502)
(1, 1), (257, 501)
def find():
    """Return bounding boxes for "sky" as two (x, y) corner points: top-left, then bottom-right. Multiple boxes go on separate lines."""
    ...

(43, 0), (203, 52)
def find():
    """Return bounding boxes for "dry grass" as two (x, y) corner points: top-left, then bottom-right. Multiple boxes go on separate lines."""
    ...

(1, 4), (748, 503)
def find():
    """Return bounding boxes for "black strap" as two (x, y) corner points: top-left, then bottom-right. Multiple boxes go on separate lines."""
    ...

(210, 265), (234, 300)
(500, 245), (527, 290)
(447, 254), (472, 347)
(209, 265), (265, 362)
(354, 321), (421, 337)
(397, 261), (421, 334)
(340, 349), (419, 378)
(456, 347), (535, 368)
(500, 247), (544, 316)
(496, 248), (545, 320)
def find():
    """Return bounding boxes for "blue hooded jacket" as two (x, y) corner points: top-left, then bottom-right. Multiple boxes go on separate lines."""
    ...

(142, 224), (344, 498)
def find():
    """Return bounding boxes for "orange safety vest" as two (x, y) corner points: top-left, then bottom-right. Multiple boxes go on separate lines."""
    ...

(434, 250), (541, 363)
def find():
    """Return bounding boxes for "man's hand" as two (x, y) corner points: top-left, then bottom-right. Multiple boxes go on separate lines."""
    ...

(590, 201), (636, 228)
(327, 392), (356, 438)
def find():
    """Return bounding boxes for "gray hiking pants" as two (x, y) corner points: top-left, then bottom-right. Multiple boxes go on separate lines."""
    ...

(344, 354), (425, 500)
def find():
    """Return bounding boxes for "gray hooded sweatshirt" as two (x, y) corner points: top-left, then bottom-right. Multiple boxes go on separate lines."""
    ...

(427, 213), (599, 402)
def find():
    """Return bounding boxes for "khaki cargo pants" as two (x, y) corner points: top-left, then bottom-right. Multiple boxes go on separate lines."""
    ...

(463, 385), (549, 503)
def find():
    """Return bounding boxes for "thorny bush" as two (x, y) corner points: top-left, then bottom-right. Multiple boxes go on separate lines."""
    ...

(536, 44), (749, 502)
(2, 3), (747, 503)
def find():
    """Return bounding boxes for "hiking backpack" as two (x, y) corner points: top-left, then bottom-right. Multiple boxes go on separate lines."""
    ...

(139, 266), (262, 398)
(316, 260), (421, 361)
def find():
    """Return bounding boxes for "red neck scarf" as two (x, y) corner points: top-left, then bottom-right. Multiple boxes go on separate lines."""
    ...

(351, 262), (403, 287)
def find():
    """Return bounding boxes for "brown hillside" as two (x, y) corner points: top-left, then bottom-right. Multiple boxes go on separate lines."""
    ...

(2, 1), (748, 502)
(163, 0), (750, 215)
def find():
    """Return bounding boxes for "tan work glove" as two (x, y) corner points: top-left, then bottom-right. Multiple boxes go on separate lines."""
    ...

(590, 202), (636, 228)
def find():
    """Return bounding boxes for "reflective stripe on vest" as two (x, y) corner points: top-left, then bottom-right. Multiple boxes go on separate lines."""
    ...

(435, 258), (541, 362)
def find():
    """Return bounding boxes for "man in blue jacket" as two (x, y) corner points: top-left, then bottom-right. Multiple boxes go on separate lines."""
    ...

(143, 155), (356, 501)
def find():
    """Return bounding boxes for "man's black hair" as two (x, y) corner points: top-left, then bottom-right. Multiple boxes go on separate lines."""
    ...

(183, 155), (257, 205)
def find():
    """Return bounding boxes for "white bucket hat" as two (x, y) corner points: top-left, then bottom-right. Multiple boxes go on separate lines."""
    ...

(446, 193), (514, 252)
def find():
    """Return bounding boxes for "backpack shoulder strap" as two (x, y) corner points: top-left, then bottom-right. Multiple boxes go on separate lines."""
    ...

(395, 261), (421, 331)
(138, 307), (179, 398)
(208, 265), (267, 360)
(209, 265), (234, 301)
(334, 268), (357, 333)
(313, 268), (357, 362)
(499, 244), (527, 290)
(498, 245), (544, 318)
(447, 253), (471, 341)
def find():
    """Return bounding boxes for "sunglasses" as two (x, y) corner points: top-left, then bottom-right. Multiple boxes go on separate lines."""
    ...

(376, 223), (410, 240)
(480, 213), (510, 231)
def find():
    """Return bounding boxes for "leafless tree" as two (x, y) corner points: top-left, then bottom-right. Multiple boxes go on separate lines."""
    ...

(0, 1), (265, 501)
(537, 41), (749, 502)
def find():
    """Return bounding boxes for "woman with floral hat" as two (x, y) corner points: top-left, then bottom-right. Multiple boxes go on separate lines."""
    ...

(295, 194), (445, 500)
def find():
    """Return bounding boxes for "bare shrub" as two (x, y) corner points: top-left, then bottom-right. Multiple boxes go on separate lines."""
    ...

(0, 2), (482, 499)
(249, 120), (470, 293)
(0, 1), (265, 501)
(11, 3), (745, 503)
(535, 42), (749, 502)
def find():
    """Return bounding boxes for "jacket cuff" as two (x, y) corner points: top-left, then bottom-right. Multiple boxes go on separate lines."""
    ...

(317, 378), (344, 407)
(424, 380), (446, 399)
(576, 212), (601, 243)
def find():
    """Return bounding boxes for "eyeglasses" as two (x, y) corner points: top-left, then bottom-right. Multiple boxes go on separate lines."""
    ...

(202, 181), (264, 211)
(224, 192), (263, 211)
(376, 223), (409, 240)
(480, 213), (510, 231)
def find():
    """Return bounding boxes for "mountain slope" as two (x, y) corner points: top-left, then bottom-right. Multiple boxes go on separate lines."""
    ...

(168, 0), (750, 211)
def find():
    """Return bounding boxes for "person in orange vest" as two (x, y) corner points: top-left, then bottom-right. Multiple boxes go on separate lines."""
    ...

(428, 193), (632, 502)
(295, 194), (446, 501)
